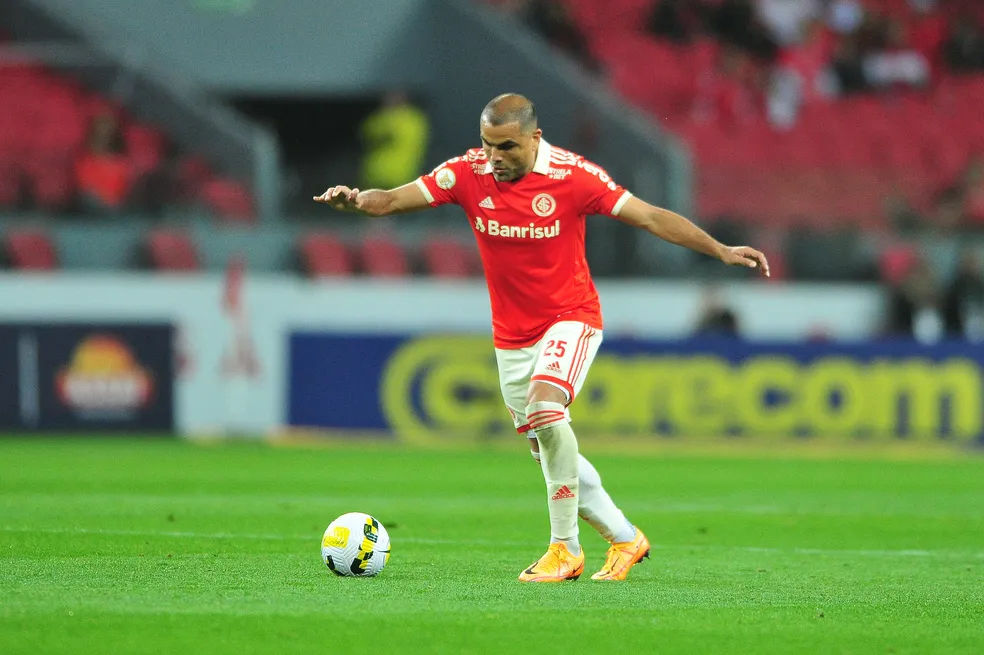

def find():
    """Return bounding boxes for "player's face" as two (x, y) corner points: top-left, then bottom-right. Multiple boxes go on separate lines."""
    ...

(480, 122), (541, 182)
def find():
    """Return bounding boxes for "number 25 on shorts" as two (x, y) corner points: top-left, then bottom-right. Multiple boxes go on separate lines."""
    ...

(543, 340), (567, 357)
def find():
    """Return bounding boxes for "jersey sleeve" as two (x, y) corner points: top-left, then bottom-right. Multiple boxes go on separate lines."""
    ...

(414, 155), (469, 207)
(573, 159), (633, 217)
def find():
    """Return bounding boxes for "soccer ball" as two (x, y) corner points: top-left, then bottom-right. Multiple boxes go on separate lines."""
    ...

(321, 512), (391, 577)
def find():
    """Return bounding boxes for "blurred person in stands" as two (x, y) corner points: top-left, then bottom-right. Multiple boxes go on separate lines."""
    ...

(767, 18), (836, 128)
(830, 33), (870, 94)
(358, 91), (430, 192)
(647, 0), (707, 43)
(943, 248), (984, 341)
(862, 18), (930, 89)
(943, 14), (984, 73)
(315, 93), (769, 583)
(825, 0), (864, 36)
(886, 256), (942, 343)
(755, 0), (821, 47)
(75, 112), (133, 215)
(709, 0), (778, 60)
(823, 1), (868, 94)
(907, 0), (947, 72)
(693, 287), (741, 337)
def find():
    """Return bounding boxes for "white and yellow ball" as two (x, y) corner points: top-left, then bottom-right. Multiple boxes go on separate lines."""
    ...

(321, 512), (391, 577)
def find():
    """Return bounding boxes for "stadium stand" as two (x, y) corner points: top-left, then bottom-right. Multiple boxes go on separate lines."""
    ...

(0, 54), (254, 219)
(499, 0), (984, 228)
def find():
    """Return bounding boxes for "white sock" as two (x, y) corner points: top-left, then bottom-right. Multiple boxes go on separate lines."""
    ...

(530, 448), (635, 544)
(577, 454), (636, 544)
(527, 401), (580, 555)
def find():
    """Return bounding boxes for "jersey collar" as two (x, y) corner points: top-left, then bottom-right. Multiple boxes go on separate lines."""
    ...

(482, 138), (552, 176)
(531, 138), (551, 175)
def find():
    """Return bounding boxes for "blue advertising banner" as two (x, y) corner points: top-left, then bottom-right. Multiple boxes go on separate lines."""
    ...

(0, 323), (175, 432)
(289, 333), (984, 445)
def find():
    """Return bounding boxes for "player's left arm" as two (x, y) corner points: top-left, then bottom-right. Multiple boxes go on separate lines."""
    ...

(615, 196), (770, 277)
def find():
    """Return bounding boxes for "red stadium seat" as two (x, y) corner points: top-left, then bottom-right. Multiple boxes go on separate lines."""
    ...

(358, 235), (409, 277)
(23, 153), (75, 211)
(5, 229), (58, 270)
(299, 233), (354, 278)
(422, 237), (479, 278)
(201, 178), (255, 224)
(146, 229), (201, 272)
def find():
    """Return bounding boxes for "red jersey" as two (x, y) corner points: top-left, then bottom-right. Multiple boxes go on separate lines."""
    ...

(415, 138), (632, 349)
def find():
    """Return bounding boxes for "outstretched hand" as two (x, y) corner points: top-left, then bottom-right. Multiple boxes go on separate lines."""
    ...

(721, 245), (770, 278)
(313, 186), (361, 211)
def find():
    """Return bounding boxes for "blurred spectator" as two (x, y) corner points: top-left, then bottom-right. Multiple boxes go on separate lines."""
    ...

(358, 91), (430, 192)
(767, 18), (835, 128)
(942, 248), (984, 341)
(943, 15), (984, 73)
(755, 0), (821, 46)
(862, 19), (930, 89)
(886, 257), (943, 343)
(647, 0), (704, 43)
(710, 0), (779, 60)
(830, 35), (869, 94)
(693, 287), (741, 337)
(908, 3), (947, 71)
(74, 112), (133, 215)
(853, 9), (891, 52)
(825, 0), (864, 35)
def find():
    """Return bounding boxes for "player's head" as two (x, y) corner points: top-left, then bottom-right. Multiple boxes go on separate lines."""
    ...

(480, 93), (541, 182)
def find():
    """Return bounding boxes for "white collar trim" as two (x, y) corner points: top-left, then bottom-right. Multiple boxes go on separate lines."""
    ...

(532, 138), (551, 175)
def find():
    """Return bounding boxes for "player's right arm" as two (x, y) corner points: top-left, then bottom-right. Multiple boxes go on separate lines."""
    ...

(313, 154), (468, 216)
(312, 182), (431, 217)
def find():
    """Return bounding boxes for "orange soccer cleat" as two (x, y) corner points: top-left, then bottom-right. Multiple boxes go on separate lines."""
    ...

(518, 542), (585, 582)
(591, 528), (651, 581)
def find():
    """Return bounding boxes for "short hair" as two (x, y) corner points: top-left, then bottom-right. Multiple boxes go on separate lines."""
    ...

(481, 93), (538, 134)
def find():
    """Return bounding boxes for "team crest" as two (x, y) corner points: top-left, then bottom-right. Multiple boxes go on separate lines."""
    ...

(436, 168), (456, 190)
(531, 193), (556, 217)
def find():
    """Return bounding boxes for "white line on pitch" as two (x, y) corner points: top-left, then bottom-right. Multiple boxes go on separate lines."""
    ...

(3, 525), (983, 559)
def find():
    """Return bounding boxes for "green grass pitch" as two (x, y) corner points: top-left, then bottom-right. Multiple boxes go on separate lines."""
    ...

(1, 437), (983, 654)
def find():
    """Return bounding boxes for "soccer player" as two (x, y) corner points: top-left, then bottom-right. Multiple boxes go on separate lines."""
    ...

(314, 93), (770, 583)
